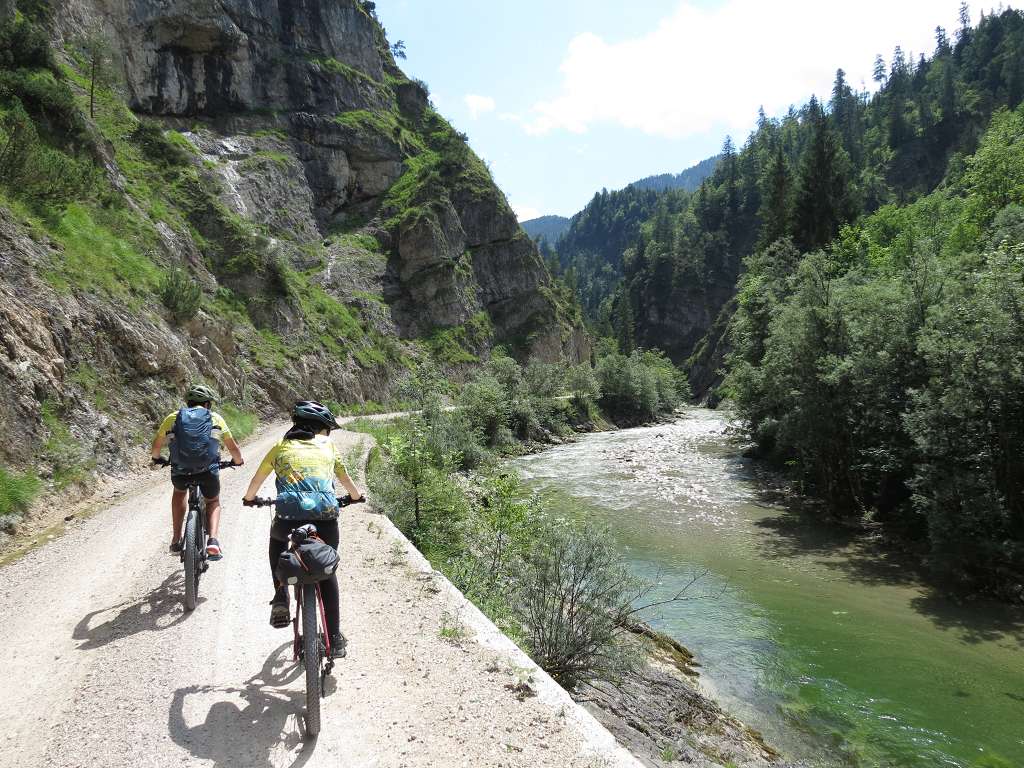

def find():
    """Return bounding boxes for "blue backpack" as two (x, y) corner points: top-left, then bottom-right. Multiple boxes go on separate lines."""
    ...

(169, 407), (219, 474)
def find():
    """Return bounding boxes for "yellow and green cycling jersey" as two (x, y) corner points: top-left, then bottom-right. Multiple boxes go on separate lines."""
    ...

(257, 435), (347, 519)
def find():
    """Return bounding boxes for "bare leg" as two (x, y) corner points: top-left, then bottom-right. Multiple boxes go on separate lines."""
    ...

(171, 489), (187, 542)
(206, 496), (221, 538)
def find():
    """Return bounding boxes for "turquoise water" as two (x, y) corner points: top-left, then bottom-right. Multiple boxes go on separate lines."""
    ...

(512, 409), (1024, 768)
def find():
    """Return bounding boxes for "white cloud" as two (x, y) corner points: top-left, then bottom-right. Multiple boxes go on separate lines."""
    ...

(464, 93), (497, 119)
(512, 203), (542, 222)
(525, 0), (963, 139)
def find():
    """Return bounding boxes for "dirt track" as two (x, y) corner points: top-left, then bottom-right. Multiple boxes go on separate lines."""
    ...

(0, 423), (640, 768)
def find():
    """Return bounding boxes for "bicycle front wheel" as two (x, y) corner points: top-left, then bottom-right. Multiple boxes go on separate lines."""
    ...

(302, 585), (322, 736)
(183, 511), (199, 611)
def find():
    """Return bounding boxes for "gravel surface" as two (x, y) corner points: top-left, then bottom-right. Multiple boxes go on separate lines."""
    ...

(0, 425), (636, 768)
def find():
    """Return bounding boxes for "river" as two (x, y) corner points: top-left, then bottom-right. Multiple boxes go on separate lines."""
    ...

(511, 408), (1024, 768)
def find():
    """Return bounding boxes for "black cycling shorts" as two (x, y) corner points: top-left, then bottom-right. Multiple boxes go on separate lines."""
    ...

(171, 471), (220, 499)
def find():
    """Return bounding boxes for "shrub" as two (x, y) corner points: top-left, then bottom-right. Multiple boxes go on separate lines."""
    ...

(422, 405), (490, 471)
(160, 269), (202, 323)
(0, 67), (86, 140)
(131, 122), (193, 168)
(517, 521), (641, 686)
(566, 363), (601, 412)
(0, 97), (97, 202)
(0, 466), (41, 526)
(219, 403), (258, 442)
(595, 350), (684, 425)
(362, 377), (686, 685)
(0, 14), (54, 71)
(524, 361), (564, 399)
(458, 373), (511, 446)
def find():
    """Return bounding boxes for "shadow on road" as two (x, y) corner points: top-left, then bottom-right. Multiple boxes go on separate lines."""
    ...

(168, 643), (319, 768)
(73, 570), (198, 650)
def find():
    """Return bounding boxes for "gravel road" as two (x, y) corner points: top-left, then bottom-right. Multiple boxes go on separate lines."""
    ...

(0, 423), (631, 768)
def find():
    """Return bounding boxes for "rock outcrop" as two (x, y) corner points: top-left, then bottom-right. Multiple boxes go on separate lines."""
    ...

(52, 0), (585, 359)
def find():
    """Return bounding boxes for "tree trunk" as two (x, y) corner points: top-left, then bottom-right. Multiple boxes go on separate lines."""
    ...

(413, 484), (421, 529)
(90, 59), (97, 118)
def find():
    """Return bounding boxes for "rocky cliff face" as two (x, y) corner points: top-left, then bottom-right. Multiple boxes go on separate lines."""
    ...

(0, 0), (586, 482)
(57, 0), (584, 355)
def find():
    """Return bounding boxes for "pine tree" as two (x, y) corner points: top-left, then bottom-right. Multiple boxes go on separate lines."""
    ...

(720, 136), (740, 220)
(887, 47), (912, 148)
(873, 54), (887, 84)
(758, 143), (792, 248)
(957, 3), (973, 49)
(831, 68), (862, 166)
(614, 288), (636, 354)
(793, 98), (854, 252)
(652, 200), (674, 251)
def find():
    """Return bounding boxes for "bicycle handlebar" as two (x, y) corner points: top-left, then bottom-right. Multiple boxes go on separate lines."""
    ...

(151, 457), (241, 469)
(244, 494), (363, 508)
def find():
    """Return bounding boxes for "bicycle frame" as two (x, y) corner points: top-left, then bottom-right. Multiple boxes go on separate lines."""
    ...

(184, 485), (208, 565)
(292, 580), (334, 673)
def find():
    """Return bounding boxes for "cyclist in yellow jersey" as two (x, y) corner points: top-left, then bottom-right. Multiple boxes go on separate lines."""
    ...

(243, 400), (363, 658)
(151, 384), (244, 559)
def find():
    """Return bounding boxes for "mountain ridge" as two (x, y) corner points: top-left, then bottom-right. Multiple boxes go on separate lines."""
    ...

(521, 156), (720, 246)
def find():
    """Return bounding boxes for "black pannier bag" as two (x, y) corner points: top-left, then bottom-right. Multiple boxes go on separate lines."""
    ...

(276, 535), (340, 585)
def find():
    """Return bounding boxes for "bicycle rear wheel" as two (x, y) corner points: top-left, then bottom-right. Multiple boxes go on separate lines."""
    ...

(302, 585), (322, 736)
(183, 510), (199, 611)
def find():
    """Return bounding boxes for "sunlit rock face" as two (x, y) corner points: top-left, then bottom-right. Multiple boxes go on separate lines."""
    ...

(53, 0), (587, 361)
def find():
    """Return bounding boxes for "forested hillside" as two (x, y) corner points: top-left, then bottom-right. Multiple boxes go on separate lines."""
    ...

(559, 6), (1024, 599)
(546, 156), (719, 318)
(629, 155), (720, 193)
(521, 214), (570, 244)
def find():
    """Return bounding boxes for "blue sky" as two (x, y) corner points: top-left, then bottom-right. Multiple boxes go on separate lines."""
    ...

(375, 1), (967, 220)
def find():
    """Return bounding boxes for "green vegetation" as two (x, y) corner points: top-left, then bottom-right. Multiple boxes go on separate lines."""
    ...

(239, 150), (291, 170)
(333, 108), (424, 153)
(219, 403), (259, 442)
(720, 68), (1024, 595)
(40, 400), (94, 489)
(44, 203), (162, 298)
(381, 108), (497, 230)
(360, 356), (682, 686)
(68, 362), (109, 411)
(595, 345), (686, 425)
(0, 466), (41, 528)
(310, 57), (380, 87)
(330, 231), (381, 252)
(160, 268), (202, 323)
(424, 312), (492, 365)
(164, 130), (198, 155)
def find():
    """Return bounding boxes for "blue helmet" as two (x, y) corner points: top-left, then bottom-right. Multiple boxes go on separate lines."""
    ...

(292, 400), (342, 432)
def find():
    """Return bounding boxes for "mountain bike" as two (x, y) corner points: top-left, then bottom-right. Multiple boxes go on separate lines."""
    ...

(153, 458), (238, 610)
(245, 495), (357, 737)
